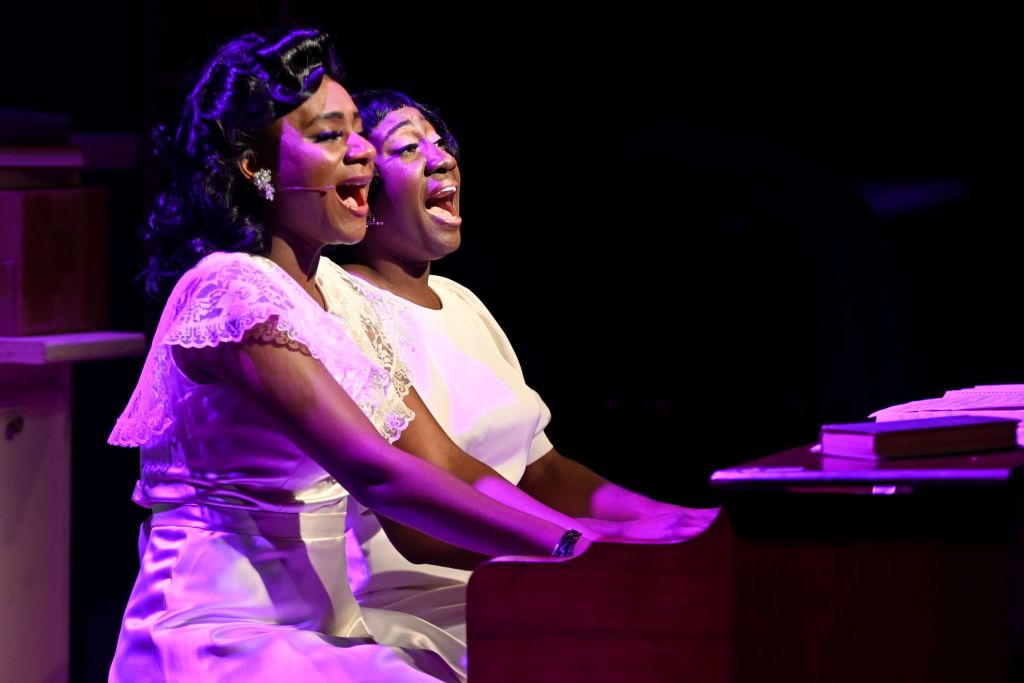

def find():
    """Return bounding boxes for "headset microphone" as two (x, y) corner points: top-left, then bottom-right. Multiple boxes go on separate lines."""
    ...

(278, 185), (336, 192)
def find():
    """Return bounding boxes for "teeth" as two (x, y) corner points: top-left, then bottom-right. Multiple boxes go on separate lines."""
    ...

(430, 186), (456, 199)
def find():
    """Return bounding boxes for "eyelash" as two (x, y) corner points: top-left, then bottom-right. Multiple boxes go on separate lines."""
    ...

(397, 141), (446, 156)
(314, 131), (345, 143)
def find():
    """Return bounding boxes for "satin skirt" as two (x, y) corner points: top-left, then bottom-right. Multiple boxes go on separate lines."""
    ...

(109, 503), (463, 682)
(347, 500), (469, 647)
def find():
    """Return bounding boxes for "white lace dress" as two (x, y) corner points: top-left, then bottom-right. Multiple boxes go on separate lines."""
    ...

(107, 251), (462, 683)
(318, 260), (553, 658)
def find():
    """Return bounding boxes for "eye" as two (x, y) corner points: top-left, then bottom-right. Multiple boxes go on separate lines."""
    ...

(313, 130), (345, 143)
(397, 143), (419, 157)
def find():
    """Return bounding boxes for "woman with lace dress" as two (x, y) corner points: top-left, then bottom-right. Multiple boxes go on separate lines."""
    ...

(320, 90), (721, 661)
(106, 29), (596, 682)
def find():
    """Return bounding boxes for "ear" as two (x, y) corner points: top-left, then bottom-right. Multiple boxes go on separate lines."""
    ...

(238, 153), (259, 182)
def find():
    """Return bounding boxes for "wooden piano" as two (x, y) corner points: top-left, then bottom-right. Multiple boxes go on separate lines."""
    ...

(467, 445), (1024, 682)
(466, 510), (733, 682)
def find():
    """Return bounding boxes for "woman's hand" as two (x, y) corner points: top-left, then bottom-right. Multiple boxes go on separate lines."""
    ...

(576, 506), (720, 543)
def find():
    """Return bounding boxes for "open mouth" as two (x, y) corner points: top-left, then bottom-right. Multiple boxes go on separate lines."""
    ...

(336, 179), (370, 215)
(425, 186), (458, 220)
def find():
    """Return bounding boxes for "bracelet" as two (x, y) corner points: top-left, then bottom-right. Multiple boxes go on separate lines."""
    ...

(551, 529), (582, 557)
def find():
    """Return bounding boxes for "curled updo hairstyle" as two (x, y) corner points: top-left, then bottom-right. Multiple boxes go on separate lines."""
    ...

(353, 90), (460, 206)
(143, 27), (344, 297)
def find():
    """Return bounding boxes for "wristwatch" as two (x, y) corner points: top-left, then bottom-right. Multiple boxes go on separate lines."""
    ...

(551, 529), (582, 557)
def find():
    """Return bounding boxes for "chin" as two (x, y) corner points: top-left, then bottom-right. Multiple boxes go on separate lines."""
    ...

(435, 234), (461, 256)
(331, 223), (368, 246)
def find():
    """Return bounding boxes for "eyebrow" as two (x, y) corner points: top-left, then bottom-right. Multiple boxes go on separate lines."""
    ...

(380, 119), (414, 143)
(308, 111), (362, 127)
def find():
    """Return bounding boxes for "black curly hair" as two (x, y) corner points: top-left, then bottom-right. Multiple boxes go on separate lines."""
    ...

(142, 27), (343, 297)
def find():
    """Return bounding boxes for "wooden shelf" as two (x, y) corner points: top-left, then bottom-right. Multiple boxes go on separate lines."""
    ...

(0, 146), (83, 168)
(0, 331), (147, 365)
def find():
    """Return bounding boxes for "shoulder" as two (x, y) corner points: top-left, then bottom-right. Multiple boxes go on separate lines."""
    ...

(316, 257), (395, 328)
(318, 256), (373, 297)
(166, 251), (295, 322)
(167, 251), (283, 302)
(183, 250), (264, 277)
(317, 254), (347, 279)
(429, 274), (529, 368)
(429, 275), (492, 314)
(158, 251), (305, 347)
(430, 274), (519, 345)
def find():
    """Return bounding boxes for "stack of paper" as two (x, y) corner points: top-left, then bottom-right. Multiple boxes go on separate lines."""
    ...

(870, 385), (1024, 446)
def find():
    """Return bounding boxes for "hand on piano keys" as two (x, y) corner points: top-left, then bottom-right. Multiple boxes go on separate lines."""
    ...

(577, 506), (722, 543)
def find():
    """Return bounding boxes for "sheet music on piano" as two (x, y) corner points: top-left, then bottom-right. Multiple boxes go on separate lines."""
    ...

(870, 384), (1024, 445)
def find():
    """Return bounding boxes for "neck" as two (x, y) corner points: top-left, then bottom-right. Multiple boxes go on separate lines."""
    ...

(267, 231), (326, 309)
(343, 244), (438, 309)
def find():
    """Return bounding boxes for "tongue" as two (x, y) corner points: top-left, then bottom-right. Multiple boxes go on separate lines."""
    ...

(340, 196), (359, 210)
(427, 205), (454, 219)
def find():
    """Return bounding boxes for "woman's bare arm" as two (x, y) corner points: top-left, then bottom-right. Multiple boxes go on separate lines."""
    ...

(520, 449), (719, 541)
(173, 322), (588, 558)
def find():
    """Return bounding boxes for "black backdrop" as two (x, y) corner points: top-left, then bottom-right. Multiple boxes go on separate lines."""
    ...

(3, 3), (1023, 679)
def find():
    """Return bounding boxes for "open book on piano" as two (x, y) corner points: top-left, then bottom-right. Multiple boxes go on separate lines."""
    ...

(871, 384), (1024, 446)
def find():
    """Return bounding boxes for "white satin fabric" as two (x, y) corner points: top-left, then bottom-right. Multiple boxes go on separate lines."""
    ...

(113, 504), (460, 683)
(322, 263), (553, 653)
(107, 252), (462, 682)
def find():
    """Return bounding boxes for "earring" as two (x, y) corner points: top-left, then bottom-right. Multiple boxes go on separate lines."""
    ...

(252, 168), (275, 202)
(367, 210), (383, 228)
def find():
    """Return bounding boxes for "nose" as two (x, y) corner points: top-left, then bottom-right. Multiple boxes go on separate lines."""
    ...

(346, 132), (376, 165)
(425, 143), (456, 176)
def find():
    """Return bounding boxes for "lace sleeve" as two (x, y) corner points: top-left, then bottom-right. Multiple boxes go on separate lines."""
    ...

(159, 251), (300, 348)
(109, 252), (411, 448)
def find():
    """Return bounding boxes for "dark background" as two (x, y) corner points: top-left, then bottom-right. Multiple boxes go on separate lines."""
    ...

(3, 2), (1023, 679)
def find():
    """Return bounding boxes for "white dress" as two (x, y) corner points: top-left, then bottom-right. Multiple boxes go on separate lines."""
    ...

(107, 252), (463, 683)
(318, 259), (553, 660)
